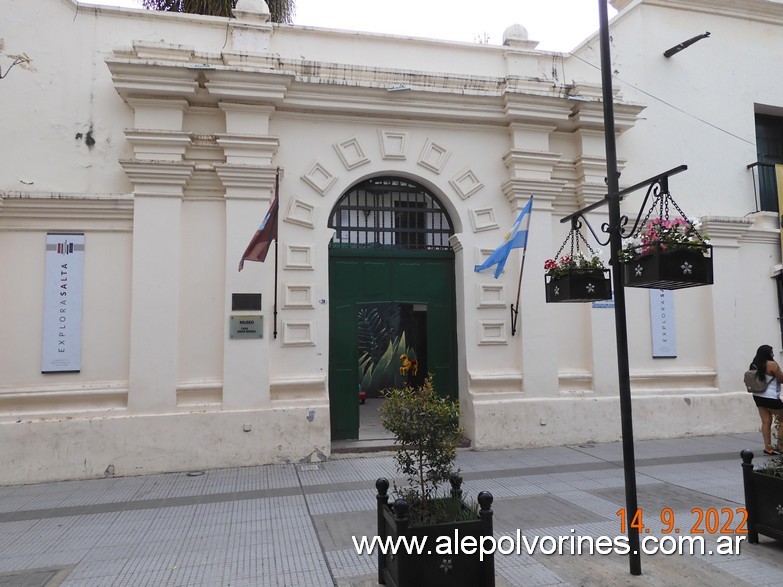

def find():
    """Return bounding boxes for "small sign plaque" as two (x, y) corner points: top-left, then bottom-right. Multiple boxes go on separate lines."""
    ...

(650, 289), (676, 358)
(230, 315), (263, 339)
(232, 293), (262, 311)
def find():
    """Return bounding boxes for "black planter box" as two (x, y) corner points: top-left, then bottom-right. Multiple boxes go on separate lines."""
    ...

(545, 269), (612, 303)
(741, 450), (783, 543)
(622, 245), (713, 290)
(376, 478), (495, 587)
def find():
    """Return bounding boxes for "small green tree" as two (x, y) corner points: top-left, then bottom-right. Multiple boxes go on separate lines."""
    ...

(380, 375), (462, 515)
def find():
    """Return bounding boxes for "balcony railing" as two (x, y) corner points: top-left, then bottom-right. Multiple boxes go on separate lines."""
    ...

(748, 161), (780, 213)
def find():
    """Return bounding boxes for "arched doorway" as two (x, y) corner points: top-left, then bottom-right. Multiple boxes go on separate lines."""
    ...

(328, 176), (458, 440)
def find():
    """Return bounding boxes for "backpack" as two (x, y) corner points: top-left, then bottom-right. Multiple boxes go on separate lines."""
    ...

(744, 367), (768, 393)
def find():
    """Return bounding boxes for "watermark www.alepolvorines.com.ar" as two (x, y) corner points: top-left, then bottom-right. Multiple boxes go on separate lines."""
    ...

(353, 529), (746, 560)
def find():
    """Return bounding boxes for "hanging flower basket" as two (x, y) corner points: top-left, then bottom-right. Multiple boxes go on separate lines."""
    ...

(544, 224), (611, 304)
(622, 243), (712, 289)
(619, 215), (713, 290)
(545, 268), (612, 303)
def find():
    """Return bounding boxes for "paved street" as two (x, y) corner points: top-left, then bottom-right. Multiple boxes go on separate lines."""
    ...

(1, 433), (782, 586)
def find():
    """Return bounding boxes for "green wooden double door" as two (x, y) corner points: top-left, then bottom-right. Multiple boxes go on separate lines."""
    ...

(328, 248), (458, 440)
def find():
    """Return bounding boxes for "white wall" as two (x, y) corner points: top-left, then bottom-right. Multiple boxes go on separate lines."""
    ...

(1, 0), (778, 483)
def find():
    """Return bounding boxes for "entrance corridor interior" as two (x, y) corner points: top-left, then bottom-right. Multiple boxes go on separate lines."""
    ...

(331, 398), (395, 453)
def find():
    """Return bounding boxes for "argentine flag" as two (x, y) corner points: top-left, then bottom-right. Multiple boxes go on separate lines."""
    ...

(474, 197), (533, 279)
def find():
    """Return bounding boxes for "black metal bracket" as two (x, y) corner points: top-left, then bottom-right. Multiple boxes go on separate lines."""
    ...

(559, 165), (688, 241)
(663, 32), (710, 58)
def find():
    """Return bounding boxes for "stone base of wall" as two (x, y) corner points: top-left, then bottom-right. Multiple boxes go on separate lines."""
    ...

(1, 404), (330, 485)
(468, 392), (758, 449)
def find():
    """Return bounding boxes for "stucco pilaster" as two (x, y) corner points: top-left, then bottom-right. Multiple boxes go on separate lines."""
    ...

(509, 192), (559, 397)
(500, 121), (564, 398)
(216, 165), (278, 410)
(122, 161), (194, 413)
(700, 216), (755, 390)
(126, 98), (189, 132)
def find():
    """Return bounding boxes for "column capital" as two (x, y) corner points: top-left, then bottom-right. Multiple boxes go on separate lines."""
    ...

(214, 164), (279, 196)
(120, 160), (194, 198)
(502, 178), (566, 206)
(215, 134), (279, 166)
(124, 130), (192, 162)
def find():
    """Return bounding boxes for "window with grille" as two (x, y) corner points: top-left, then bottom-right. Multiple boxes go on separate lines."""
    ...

(755, 114), (783, 212)
(328, 177), (453, 250)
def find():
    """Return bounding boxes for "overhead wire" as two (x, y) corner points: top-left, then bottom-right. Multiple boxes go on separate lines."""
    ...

(566, 51), (755, 147)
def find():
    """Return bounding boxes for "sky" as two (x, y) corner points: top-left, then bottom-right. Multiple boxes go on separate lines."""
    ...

(94, 0), (618, 53)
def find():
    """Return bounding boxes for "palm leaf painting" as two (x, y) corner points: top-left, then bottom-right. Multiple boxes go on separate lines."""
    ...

(357, 303), (416, 395)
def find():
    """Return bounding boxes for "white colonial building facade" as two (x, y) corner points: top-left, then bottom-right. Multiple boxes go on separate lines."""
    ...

(1, 0), (782, 484)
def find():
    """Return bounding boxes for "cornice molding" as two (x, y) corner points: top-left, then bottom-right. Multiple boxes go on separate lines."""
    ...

(700, 216), (756, 247)
(0, 193), (134, 231)
(107, 60), (200, 102)
(614, 0), (783, 26)
(105, 41), (644, 132)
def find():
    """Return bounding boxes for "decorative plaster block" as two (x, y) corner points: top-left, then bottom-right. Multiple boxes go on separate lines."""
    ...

(449, 167), (484, 200)
(470, 208), (499, 232)
(283, 321), (315, 346)
(378, 130), (408, 160)
(284, 198), (316, 228)
(333, 137), (370, 170)
(417, 139), (451, 174)
(285, 245), (313, 270)
(478, 284), (506, 308)
(301, 162), (337, 195)
(478, 320), (507, 345)
(284, 284), (314, 308)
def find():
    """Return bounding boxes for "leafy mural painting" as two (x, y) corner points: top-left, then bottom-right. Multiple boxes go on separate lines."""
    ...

(358, 303), (419, 396)
(358, 303), (400, 364)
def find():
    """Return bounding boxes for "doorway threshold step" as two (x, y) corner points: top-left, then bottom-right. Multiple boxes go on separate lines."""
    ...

(331, 436), (471, 455)
(332, 439), (397, 454)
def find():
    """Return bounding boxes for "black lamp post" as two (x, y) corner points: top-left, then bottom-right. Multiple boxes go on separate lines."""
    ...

(597, 0), (642, 575)
(556, 4), (711, 575)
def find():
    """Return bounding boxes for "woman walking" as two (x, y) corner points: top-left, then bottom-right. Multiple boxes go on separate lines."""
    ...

(749, 344), (783, 455)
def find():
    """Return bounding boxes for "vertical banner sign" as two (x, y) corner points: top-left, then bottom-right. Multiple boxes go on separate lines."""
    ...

(42, 233), (85, 373)
(776, 164), (783, 262)
(650, 289), (676, 358)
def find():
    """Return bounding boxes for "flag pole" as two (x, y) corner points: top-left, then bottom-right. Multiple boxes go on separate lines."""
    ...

(273, 240), (278, 339)
(510, 250), (527, 336)
(273, 167), (280, 339)
(510, 196), (532, 336)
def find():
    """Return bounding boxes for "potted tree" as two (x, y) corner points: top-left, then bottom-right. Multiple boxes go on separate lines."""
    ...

(376, 375), (495, 587)
(740, 449), (783, 543)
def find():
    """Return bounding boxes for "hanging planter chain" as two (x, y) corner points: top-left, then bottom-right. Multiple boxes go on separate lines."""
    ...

(627, 186), (708, 245)
(552, 222), (601, 265)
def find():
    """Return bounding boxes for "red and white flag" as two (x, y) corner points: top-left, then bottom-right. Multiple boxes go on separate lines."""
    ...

(238, 195), (278, 271)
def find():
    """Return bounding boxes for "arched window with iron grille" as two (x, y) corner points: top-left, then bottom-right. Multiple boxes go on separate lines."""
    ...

(328, 177), (454, 250)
